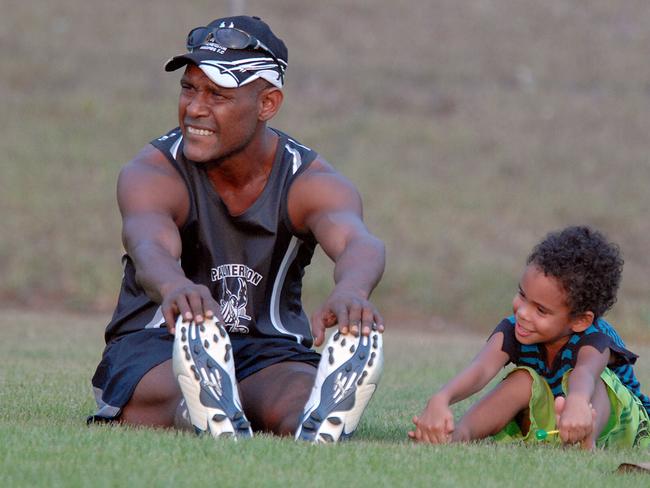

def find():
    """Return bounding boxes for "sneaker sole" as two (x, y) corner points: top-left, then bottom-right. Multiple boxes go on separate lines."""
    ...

(296, 327), (383, 443)
(172, 317), (253, 439)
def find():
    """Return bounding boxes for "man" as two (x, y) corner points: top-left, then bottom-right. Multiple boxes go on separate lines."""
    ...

(90, 15), (385, 443)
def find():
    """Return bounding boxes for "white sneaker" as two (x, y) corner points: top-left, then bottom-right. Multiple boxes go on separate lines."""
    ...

(172, 316), (253, 439)
(296, 327), (383, 443)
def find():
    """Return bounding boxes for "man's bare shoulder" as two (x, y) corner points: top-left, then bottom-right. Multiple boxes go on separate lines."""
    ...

(288, 155), (363, 233)
(120, 143), (181, 179)
(117, 143), (189, 224)
(295, 156), (357, 192)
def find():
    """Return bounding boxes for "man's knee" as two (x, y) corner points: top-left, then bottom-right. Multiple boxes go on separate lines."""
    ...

(239, 362), (316, 435)
(258, 403), (302, 436)
(121, 360), (182, 427)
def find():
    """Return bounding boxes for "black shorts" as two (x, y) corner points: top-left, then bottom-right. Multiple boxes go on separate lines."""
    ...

(90, 327), (321, 421)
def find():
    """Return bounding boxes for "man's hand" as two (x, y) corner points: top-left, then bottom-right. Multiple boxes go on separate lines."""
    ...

(161, 281), (221, 333)
(408, 395), (455, 444)
(311, 287), (384, 347)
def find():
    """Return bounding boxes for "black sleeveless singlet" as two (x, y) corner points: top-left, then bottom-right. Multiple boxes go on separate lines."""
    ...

(104, 127), (318, 348)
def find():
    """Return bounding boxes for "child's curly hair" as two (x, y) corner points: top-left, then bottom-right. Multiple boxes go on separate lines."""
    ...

(526, 226), (623, 318)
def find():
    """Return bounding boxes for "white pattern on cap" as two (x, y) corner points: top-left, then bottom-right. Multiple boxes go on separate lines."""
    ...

(198, 57), (284, 88)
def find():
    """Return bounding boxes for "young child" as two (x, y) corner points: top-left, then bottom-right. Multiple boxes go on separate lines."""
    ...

(410, 226), (650, 449)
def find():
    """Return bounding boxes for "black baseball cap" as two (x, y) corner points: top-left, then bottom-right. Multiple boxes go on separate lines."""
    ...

(165, 15), (288, 88)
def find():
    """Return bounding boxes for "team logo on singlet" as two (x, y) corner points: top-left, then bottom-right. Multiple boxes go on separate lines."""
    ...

(211, 264), (263, 334)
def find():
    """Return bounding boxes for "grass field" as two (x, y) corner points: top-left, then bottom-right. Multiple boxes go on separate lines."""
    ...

(1, 311), (649, 487)
(2, 0), (650, 340)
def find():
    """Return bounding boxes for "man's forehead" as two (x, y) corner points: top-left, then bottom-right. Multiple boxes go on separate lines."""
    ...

(182, 64), (230, 89)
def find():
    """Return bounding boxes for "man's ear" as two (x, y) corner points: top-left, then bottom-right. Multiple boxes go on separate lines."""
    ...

(570, 311), (595, 333)
(258, 86), (283, 122)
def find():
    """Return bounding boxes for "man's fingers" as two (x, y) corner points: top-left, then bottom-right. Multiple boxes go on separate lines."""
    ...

(163, 307), (177, 334)
(313, 326), (325, 347)
(347, 301), (363, 336)
(360, 305), (376, 336)
(333, 303), (350, 335)
(311, 310), (326, 347)
(317, 310), (335, 327)
(173, 295), (192, 323)
(162, 300), (183, 333)
(374, 309), (385, 333)
(200, 290), (223, 322)
(188, 292), (204, 323)
(160, 284), (222, 331)
(313, 293), (384, 344)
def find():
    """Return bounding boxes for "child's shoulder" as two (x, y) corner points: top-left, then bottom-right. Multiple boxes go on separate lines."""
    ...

(586, 318), (626, 346)
(489, 316), (516, 339)
(500, 315), (516, 327)
(577, 318), (639, 362)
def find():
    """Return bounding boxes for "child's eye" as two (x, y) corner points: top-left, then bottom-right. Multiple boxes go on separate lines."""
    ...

(537, 307), (547, 315)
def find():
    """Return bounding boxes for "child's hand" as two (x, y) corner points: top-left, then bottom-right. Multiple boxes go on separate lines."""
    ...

(408, 395), (454, 444)
(554, 395), (597, 450)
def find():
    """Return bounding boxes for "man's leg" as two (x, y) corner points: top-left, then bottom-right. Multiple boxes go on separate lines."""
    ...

(120, 359), (186, 428)
(239, 362), (317, 436)
(453, 368), (533, 442)
(90, 327), (180, 427)
(119, 359), (183, 427)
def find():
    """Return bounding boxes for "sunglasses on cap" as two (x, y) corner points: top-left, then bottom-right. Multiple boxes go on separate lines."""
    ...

(187, 26), (285, 83)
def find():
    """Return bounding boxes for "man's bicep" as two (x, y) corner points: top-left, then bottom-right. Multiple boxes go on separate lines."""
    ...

(309, 210), (368, 261)
(291, 168), (365, 246)
(122, 212), (183, 261)
(304, 180), (367, 260)
(118, 165), (174, 216)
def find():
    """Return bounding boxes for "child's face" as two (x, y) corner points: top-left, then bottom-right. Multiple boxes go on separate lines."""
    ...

(511, 264), (578, 349)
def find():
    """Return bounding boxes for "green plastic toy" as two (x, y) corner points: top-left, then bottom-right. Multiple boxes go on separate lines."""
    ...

(534, 429), (559, 440)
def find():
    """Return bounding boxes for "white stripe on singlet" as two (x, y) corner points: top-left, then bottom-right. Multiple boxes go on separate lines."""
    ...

(269, 143), (305, 342)
(144, 260), (182, 329)
(170, 135), (183, 159)
(143, 306), (165, 329)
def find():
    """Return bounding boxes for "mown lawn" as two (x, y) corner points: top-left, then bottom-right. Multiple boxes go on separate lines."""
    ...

(1, 311), (648, 487)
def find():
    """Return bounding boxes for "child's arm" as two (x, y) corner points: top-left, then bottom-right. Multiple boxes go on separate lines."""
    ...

(557, 345), (610, 447)
(409, 332), (509, 444)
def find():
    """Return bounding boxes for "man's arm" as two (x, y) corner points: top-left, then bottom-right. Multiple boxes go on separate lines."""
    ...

(288, 158), (385, 346)
(118, 144), (219, 331)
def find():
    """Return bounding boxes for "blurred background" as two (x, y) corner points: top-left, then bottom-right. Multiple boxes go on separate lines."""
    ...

(1, 0), (649, 340)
